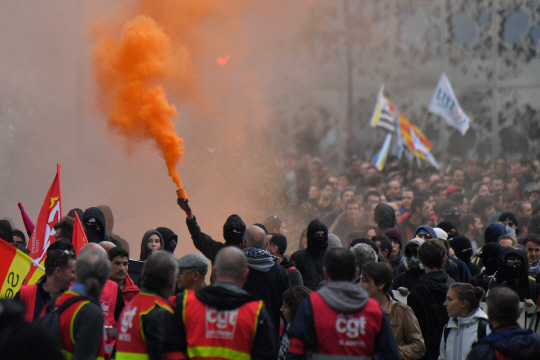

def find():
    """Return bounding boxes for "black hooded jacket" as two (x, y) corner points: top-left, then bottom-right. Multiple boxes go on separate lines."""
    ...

(186, 214), (246, 263)
(0, 220), (13, 243)
(164, 283), (277, 360)
(156, 227), (178, 254)
(407, 271), (454, 360)
(290, 219), (328, 290)
(374, 203), (397, 234)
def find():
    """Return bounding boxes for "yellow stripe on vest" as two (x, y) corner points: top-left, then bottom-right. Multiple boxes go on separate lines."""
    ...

(187, 345), (251, 360)
(116, 351), (150, 360)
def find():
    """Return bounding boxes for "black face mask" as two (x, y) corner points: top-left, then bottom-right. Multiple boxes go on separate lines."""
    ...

(85, 226), (103, 243)
(224, 232), (243, 246)
(456, 249), (473, 264)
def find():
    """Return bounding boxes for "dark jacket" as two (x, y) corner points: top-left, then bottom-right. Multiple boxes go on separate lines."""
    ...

(0, 299), (64, 360)
(407, 270), (454, 360)
(290, 219), (328, 291)
(393, 266), (424, 291)
(185, 215), (246, 263)
(280, 257), (303, 287)
(164, 282), (277, 360)
(243, 248), (290, 347)
(466, 327), (540, 360)
(139, 229), (164, 261)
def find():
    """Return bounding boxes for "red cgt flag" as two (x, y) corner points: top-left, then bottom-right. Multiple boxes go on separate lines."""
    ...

(24, 164), (62, 285)
(72, 212), (88, 255)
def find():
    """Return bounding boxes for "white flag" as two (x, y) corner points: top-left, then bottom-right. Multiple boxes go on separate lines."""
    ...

(411, 128), (439, 169)
(428, 73), (470, 136)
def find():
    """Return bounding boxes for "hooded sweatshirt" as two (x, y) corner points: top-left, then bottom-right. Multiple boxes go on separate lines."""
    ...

(156, 227), (178, 254)
(374, 203), (397, 234)
(186, 214), (246, 263)
(290, 219), (328, 290)
(439, 307), (489, 360)
(407, 270), (454, 360)
(139, 229), (164, 261)
(82, 207), (108, 244)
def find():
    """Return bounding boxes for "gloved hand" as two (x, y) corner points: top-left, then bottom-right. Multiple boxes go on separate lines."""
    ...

(177, 198), (193, 217)
(398, 287), (410, 297)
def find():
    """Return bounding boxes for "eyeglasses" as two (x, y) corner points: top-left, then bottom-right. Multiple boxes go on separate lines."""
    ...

(180, 269), (194, 275)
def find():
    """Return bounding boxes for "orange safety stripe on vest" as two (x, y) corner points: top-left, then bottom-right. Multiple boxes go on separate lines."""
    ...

(182, 289), (262, 360)
(19, 284), (37, 322)
(311, 293), (382, 357)
(57, 290), (106, 360)
(116, 292), (173, 360)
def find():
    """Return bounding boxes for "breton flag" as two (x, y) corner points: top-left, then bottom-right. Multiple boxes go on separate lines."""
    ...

(370, 86), (433, 159)
(411, 128), (439, 169)
(370, 85), (396, 132)
(72, 212), (88, 256)
(373, 133), (392, 171)
(24, 164), (62, 285)
(428, 73), (471, 136)
(0, 238), (34, 299)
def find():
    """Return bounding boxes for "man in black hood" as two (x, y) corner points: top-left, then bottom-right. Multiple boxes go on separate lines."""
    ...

(178, 198), (246, 264)
(164, 246), (277, 359)
(496, 247), (540, 305)
(0, 220), (14, 243)
(374, 203), (397, 235)
(290, 219), (328, 290)
(82, 207), (108, 244)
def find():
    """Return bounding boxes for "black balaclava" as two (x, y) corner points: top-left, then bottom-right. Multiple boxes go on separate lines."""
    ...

(156, 227), (178, 253)
(438, 221), (457, 239)
(306, 219), (328, 256)
(498, 247), (528, 285)
(479, 242), (501, 275)
(223, 215), (246, 246)
(450, 236), (473, 264)
(0, 220), (14, 243)
(82, 207), (107, 244)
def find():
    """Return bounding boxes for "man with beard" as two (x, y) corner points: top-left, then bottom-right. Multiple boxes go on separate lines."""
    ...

(461, 214), (484, 251)
(178, 198), (246, 264)
(330, 199), (364, 245)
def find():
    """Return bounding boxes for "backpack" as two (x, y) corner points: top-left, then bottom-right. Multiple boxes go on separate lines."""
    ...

(443, 318), (489, 348)
(35, 295), (89, 349)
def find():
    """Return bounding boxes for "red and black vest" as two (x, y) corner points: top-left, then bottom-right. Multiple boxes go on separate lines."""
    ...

(181, 289), (263, 360)
(116, 292), (173, 360)
(100, 280), (119, 359)
(290, 292), (383, 359)
(56, 291), (105, 360)
(19, 284), (38, 322)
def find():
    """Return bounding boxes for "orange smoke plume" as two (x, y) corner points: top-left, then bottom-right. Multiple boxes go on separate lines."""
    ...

(92, 15), (184, 189)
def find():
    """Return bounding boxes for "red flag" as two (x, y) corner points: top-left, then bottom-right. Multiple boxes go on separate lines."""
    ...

(24, 164), (62, 285)
(72, 212), (88, 255)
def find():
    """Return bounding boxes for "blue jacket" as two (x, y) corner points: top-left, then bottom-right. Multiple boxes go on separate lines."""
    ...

(466, 327), (540, 360)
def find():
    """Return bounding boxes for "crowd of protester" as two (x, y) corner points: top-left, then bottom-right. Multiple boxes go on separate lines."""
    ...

(2, 153), (540, 359)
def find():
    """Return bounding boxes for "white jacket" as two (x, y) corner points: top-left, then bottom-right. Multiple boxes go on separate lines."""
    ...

(438, 307), (490, 360)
